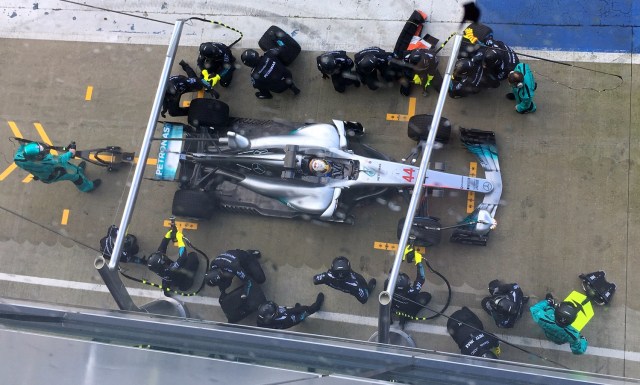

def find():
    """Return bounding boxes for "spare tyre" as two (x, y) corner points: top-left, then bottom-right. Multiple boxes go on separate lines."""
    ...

(258, 25), (301, 66)
(172, 189), (216, 220)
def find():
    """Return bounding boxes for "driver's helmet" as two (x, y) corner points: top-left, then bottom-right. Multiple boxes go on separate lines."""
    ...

(554, 301), (579, 327)
(309, 158), (331, 174)
(24, 142), (47, 160)
(205, 268), (223, 287)
(483, 49), (501, 68)
(330, 256), (351, 279)
(395, 273), (411, 292)
(357, 54), (376, 74)
(319, 54), (338, 74)
(241, 49), (261, 68)
(147, 252), (169, 274)
(257, 301), (278, 324)
(492, 296), (518, 315)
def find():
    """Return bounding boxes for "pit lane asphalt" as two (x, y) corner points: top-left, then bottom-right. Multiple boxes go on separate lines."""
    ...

(0, 39), (638, 378)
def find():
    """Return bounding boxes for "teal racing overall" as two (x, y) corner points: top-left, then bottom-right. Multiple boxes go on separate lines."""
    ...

(14, 145), (95, 192)
(511, 62), (537, 114)
(530, 300), (587, 354)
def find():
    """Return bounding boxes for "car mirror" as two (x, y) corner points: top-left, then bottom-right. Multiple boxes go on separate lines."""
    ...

(226, 132), (251, 150)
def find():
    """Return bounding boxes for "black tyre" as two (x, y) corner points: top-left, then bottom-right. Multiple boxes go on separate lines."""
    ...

(246, 259), (266, 285)
(460, 22), (494, 58)
(219, 282), (267, 323)
(397, 216), (442, 247)
(258, 25), (301, 66)
(393, 10), (426, 54)
(172, 189), (216, 220)
(188, 98), (229, 129)
(408, 114), (451, 143)
(124, 234), (140, 256)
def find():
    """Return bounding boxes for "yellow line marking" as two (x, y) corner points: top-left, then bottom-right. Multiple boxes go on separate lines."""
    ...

(163, 220), (198, 230)
(467, 162), (477, 213)
(22, 174), (34, 183)
(61, 209), (70, 225)
(182, 100), (191, 107)
(386, 97), (416, 122)
(33, 122), (57, 155)
(8, 121), (23, 137)
(197, 90), (204, 98)
(373, 242), (426, 254)
(407, 97), (416, 116)
(135, 157), (157, 165)
(0, 163), (18, 181)
(386, 113), (400, 121)
(85, 86), (93, 101)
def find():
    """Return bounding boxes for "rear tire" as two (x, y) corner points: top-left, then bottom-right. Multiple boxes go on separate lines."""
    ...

(188, 98), (229, 129)
(172, 189), (216, 220)
(408, 114), (451, 143)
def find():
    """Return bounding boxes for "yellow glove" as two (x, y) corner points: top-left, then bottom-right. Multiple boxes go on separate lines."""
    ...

(201, 70), (221, 87)
(165, 229), (185, 247)
(403, 246), (423, 265)
(412, 74), (422, 85)
(209, 74), (221, 87)
(413, 250), (423, 265)
(425, 74), (434, 88)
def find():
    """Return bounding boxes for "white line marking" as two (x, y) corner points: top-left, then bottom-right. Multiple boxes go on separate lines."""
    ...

(0, 272), (637, 361)
(0, 1), (635, 63)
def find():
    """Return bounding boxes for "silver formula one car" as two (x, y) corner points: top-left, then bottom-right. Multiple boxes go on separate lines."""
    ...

(160, 99), (502, 245)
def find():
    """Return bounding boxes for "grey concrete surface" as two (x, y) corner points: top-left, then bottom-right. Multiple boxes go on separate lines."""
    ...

(0, 38), (638, 378)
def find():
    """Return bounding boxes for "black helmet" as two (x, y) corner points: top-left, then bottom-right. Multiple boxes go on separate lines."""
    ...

(241, 49), (261, 67)
(330, 256), (351, 278)
(409, 50), (424, 65)
(166, 81), (178, 95)
(357, 54), (376, 74)
(199, 42), (222, 59)
(319, 54), (338, 74)
(147, 252), (168, 274)
(257, 301), (278, 324)
(493, 296), (518, 315)
(480, 350), (498, 359)
(453, 58), (474, 77)
(396, 273), (411, 292)
(205, 268), (223, 287)
(483, 49), (501, 68)
(554, 301), (579, 327)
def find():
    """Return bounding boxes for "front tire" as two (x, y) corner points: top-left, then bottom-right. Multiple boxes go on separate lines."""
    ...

(408, 114), (451, 143)
(187, 98), (230, 129)
(172, 189), (216, 220)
